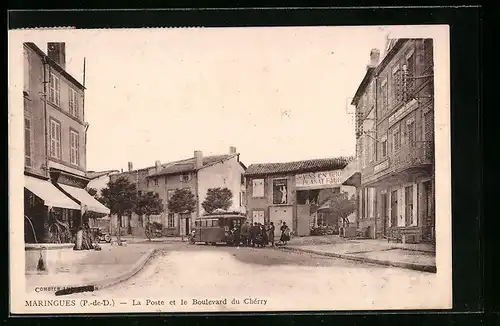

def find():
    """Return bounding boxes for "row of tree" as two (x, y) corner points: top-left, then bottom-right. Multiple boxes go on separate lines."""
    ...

(87, 177), (234, 243)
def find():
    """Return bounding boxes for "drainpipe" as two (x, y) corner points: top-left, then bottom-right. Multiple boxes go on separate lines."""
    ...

(373, 72), (379, 239)
(42, 59), (49, 179)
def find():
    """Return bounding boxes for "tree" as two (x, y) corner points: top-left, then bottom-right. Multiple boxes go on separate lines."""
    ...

(100, 177), (138, 245)
(326, 192), (357, 231)
(167, 188), (196, 239)
(201, 187), (233, 214)
(134, 191), (164, 240)
(168, 188), (196, 215)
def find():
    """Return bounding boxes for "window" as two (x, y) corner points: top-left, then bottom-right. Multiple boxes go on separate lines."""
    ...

(241, 175), (245, 185)
(49, 72), (60, 106)
(167, 189), (175, 201)
(180, 174), (190, 182)
(406, 119), (415, 147)
(49, 119), (61, 159)
(381, 78), (388, 112)
(424, 111), (434, 141)
(69, 130), (79, 166)
(423, 39), (434, 72)
(23, 48), (30, 92)
(68, 88), (79, 118)
(167, 213), (175, 228)
(404, 50), (416, 101)
(391, 65), (403, 105)
(381, 136), (388, 158)
(252, 210), (265, 224)
(272, 179), (288, 205)
(392, 127), (401, 152)
(405, 186), (414, 226)
(252, 179), (264, 197)
(24, 117), (32, 167)
(154, 178), (159, 186)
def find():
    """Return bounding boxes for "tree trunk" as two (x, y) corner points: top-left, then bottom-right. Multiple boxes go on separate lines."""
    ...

(128, 213), (132, 235)
(117, 213), (122, 245)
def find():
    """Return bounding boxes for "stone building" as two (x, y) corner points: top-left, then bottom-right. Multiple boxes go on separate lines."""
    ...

(23, 42), (109, 244)
(342, 38), (435, 243)
(244, 157), (354, 238)
(109, 147), (247, 237)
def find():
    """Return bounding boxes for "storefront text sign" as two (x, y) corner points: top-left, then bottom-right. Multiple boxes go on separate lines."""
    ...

(374, 160), (390, 174)
(388, 99), (418, 125)
(295, 170), (342, 187)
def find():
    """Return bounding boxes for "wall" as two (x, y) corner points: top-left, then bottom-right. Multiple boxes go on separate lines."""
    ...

(197, 156), (245, 215)
(86, 174), (112, 194)
(24, 45), (48, 178)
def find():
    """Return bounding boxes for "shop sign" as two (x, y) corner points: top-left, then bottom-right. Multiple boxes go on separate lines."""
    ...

(388, 99), (418, 125)
(295, 170), (343, 188)
(374, 160), (390, 174)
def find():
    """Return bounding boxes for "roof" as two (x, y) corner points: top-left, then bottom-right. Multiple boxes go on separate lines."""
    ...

(24, 42), (86, 90)
(148, 153), (240, 178)
(244, 157), (353, 177)
(86, 170), (120, 180)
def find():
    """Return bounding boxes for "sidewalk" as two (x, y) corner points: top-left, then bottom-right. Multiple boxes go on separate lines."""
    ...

(26, 243), (158, 295)
(283, 236), (436, 273)
(120, 236), (188, 244)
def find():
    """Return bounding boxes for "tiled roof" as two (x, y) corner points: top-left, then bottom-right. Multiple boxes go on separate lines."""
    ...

(244, 157), (353, 177)
(148, 154), (238, 177)
(86, 170), (120, 180)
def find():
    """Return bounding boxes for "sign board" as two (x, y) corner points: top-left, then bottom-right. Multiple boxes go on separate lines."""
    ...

(295, 170), (343, 188)
(374, 160), (390, 174)
(388, 99), (418, 125)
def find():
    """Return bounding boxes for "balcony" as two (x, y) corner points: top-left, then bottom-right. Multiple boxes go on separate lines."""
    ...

(361, 141), (434, 186)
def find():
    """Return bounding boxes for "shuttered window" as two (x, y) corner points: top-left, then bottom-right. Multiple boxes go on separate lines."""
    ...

(423, 39), (434, 72)
(424, 111), (434, 141)
(49, 119), (61, 159)
(69, 88), (79, 118)
(70, 130), (79, 165)
(407, 120), (415, 146)
(49, 72), (60, 106)
(405, 186), (413, 226)
(392, 65), (403, 105)
(24, 117), (32, 167)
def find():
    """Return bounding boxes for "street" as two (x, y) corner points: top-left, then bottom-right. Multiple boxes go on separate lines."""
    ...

(67, 243), (442, 311)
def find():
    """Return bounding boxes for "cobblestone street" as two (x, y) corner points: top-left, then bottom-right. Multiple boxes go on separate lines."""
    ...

(64, 243), (443, 311)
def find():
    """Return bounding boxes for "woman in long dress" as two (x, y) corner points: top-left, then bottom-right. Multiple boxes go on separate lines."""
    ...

(280, 222), (290, 245)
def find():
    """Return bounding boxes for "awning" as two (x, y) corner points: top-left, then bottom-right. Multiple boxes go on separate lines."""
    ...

(24, 175), (80, 210)
(58, 184), (110, 215)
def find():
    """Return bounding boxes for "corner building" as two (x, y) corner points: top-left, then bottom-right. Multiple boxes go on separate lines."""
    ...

(349, 39), (435, 244)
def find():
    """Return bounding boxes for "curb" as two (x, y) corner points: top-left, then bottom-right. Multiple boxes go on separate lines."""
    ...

(281, 247), (437, 273)
(54, 248), (158, 296)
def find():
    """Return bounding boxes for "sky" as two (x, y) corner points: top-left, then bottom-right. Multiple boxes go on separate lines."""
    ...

(27, 27), (391, 172)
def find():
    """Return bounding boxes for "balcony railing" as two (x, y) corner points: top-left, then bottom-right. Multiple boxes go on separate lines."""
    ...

(362, 141), (434, 184)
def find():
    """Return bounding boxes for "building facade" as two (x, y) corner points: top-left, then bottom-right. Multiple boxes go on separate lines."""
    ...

(244, 158), (354, 237)
(343, 38), (435, 244)
(23, 42), (109, 244)
(109, 147), (246, 237)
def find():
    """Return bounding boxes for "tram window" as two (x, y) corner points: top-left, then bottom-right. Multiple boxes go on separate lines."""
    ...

(211, 219), (219, 227)
(202, 220), (208, 227)
(195, 221), (199, 227)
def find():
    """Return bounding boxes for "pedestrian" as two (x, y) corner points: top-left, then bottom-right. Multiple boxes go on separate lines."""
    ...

(262, 223), (269, 247)
(280, 222), (290, 245)
(233, 223), (241, 247)
(251, 222), (259, 247)
(269, 222), (275, 246)
(240, 221), (250, 247)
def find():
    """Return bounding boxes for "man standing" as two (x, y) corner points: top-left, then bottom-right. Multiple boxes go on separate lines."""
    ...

(240, 221), (250, 247)
(251, 222), (260, 247)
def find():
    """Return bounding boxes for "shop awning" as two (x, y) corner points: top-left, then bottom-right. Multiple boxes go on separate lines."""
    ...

(58, 184), (110, 215)
(24, 175), (80, 210)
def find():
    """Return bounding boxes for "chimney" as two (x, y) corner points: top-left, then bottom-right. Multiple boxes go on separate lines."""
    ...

(367, 48), (380, 69)
(155, 160), (161, 172)
(229, 146), (237, 155)
(47, 43), (66, 69)
(128, 162), (133, 172)
(194, 151), (203, 169)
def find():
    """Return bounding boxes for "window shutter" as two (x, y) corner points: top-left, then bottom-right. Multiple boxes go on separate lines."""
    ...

(424, 111), (434, 141)
(424, 39), (433, 72)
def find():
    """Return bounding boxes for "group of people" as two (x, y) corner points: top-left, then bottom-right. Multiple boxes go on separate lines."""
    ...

(231, 221), (291, 247)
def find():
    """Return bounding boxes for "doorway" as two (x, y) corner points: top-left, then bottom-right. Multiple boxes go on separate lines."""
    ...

(390, 190), (398, 228)
(381, 192), (388, 236)
(422, 181), (434, 242)
(270, 206), (293, 239)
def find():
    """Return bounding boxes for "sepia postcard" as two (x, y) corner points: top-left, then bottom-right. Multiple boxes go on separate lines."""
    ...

(8, 24), (452, 314)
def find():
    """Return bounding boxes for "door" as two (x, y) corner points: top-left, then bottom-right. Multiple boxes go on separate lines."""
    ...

(423, 181), (434, 241)
(381, 193), (388, 236)
(390, 190), (398, 228)
(184, 218), (190, 236)
(270, 206), (293, 238)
